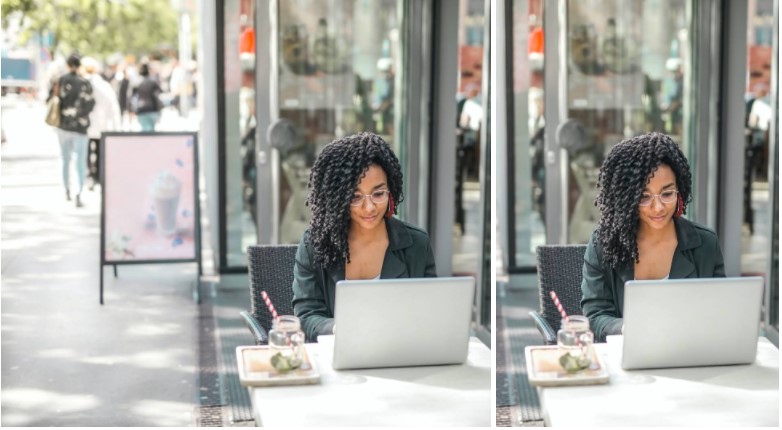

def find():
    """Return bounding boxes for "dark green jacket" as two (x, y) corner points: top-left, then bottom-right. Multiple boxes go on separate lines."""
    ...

(581, 217), (725, 342)
(292, 217), (437, 341)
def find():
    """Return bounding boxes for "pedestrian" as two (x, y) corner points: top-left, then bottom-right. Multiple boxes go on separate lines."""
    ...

(458, 83), (482, 180)
(115, 63), (133, 129)
(49, 53), (95, 207)
(168, 58), (186, 116)
(82, 57), (121, 189)
(133, 63), (163, 131)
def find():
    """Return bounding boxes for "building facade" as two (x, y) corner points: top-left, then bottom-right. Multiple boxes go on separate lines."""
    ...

(496, 0), (779, 343)
(197, 0), (493, 340)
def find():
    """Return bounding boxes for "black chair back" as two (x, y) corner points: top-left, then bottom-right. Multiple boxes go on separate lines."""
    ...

(247, 245), (298, 335)
(536, 245), (587, 333)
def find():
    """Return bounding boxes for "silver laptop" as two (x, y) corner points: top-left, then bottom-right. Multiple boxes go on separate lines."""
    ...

(622, 276), (764, 370)
(331, 276), (475, 370)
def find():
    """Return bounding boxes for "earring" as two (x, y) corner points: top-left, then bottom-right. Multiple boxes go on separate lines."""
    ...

(674, 194), (684, 218)
(386, 193), (395, 218)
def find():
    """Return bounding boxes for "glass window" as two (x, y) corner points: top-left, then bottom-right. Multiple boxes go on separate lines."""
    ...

(508, 0), (697, 268)
(453, 0), (486, 277)
(510, 0), (545, 269)
(740, 0), (774, 279)
(741, 0), (776, 336)
(564, 0), (694, 243)
(277, 0), (404, 244)
(223, 0), (258, 267)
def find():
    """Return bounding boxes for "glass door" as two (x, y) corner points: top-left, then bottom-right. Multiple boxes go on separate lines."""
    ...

(544, 0), (699, 244)
(507, 0), (546, 271)
(222, 0), (259, 268)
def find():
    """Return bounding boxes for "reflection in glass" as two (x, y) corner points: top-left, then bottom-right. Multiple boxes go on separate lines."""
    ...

(277, 1), (403, 244)
(509, 0), (694, 264)
(565, 0), (693, 243)
(225, 0), (258, 267)
(741, 0), (774, 319)
(453, 0), (486, 277)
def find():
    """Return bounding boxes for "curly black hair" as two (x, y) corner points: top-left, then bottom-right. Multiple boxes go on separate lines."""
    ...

(305, 132), (404, 270)
(595, 132), (692, 269)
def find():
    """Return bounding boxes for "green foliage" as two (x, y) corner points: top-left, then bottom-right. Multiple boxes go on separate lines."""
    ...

(3, 0), (184, 59)
(1, 0), (35, 27)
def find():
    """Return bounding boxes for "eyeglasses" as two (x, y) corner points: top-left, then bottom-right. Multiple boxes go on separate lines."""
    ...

(639, 189), (678, 206)
(350, 189), (390, 206)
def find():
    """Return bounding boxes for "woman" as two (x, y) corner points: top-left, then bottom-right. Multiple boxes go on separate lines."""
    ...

(292, 132), (437, 341)
(82, 57), (121, 189)
(581, 132), (725, 342)
(133, 63), (163, 131)
(50, 53), (95, 207)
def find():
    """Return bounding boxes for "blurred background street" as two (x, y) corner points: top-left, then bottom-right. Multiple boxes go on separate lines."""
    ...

(1, 0), (493, 425)
(0, 99), (204, 426)
(3, 0), (775, 426)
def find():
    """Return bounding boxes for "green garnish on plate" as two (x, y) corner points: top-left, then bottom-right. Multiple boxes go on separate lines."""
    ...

(271, 352), (302, 373)
(559, 352), (591, 373)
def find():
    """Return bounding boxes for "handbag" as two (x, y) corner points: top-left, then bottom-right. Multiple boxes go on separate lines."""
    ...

(45, 80), (61, 127)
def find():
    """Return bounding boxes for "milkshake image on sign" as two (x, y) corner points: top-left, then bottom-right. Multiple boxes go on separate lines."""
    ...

(150, 170), (182, 236)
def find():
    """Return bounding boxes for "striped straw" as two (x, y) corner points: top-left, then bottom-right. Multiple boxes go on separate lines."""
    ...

(261, 291), (293, 347)
(549, 291), (569, 323)
(550, 290), (585, 348)
(261, 291), (280, 322)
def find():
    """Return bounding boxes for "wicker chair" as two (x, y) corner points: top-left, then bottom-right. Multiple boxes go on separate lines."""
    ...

(528, 245), (588, 345)
(239, 245), (298, 345)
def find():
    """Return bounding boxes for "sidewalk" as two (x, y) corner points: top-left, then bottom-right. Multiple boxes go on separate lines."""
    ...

(0, 101), (211, 426)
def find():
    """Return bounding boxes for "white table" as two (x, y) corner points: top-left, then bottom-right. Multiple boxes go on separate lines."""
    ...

(538, 336), (780, 427)
(248, 336), (491, 427)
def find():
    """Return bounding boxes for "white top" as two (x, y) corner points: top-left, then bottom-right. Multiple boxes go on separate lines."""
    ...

(634, 274), (669, 281)
(538, 336), (779, 427)
(86, 73), (121, 139)
(248, 336), (491, 427)
(460, 98), (483, 131)
(345, 274), (381, 281)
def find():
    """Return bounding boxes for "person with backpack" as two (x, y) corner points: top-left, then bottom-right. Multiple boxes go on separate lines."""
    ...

(49, 53), (95, 207)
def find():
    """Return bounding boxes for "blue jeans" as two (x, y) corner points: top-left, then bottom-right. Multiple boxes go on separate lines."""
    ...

(56, 129), (89, 194)
(138, 112), (161, 131)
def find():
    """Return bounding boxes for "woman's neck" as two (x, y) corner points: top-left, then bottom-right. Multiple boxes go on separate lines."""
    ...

(348, 219), (387, 243)
(637, 218), (677, 243)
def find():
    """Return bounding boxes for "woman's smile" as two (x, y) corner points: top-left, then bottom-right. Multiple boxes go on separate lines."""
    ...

(649, 214), (667, 223)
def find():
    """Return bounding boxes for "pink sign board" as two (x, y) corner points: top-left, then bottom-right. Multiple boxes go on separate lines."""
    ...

(101, 133), (199, 263)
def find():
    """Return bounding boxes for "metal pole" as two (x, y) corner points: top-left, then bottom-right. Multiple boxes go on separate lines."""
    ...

(178, 10), (192, 118)
(100, 265), (104, 305)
